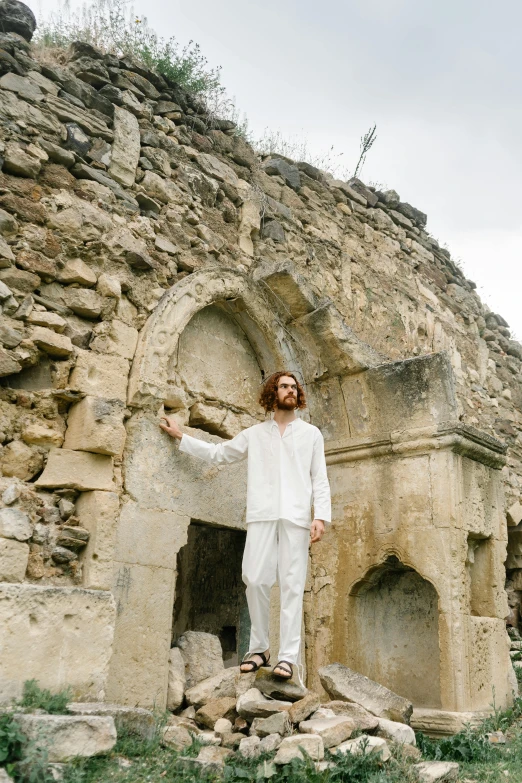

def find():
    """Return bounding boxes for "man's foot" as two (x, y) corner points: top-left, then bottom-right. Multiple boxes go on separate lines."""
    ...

(272, 660), (293, 679)
(240, 650), (270, 673)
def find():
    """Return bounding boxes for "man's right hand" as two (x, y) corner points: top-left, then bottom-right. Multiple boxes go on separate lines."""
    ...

(159, 415), (183, 440)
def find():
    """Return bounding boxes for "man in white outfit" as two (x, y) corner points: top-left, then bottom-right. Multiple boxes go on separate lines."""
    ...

(159, 371), (331, 680)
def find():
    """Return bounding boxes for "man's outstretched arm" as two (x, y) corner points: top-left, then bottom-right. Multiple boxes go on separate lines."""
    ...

(160, 415), (248, 465)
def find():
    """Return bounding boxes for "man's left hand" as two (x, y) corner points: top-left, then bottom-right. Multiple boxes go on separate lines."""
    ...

(310, 519), (325, 544)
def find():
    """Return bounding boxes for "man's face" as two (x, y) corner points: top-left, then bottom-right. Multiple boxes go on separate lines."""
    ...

(275, 376), (298, 410)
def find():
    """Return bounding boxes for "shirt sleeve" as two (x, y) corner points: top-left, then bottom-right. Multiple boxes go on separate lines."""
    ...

(311, 429), (332, 524)
(178, 429), (249, 465)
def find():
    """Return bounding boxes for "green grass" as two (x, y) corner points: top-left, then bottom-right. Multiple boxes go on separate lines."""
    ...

(18, 680), (71, 715)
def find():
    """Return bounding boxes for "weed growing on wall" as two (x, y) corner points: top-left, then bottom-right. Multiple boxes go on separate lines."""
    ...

(19, 680), (71, 715)
(35, 0), (223, 101)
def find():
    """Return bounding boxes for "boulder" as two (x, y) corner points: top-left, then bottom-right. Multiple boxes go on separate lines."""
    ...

(66, 703), (154, 740)
(14, 715), (116, 761)
(195, 696), (236, 729)
(162, 724), (193, 751)
(250, 711), (291, 737)
(259, 733), (282, 753)
(176, 631), (224, 689)
(413, 761), (459, 782)
(183, 664), (239, 707)
(335, 734), (390, 761)
(299, 716), (355, 748)
(274, 733), (324, 764)
(288, 692), (321, 724)
(238, 735), (261, 759)
(167, 646), (185, 710)
(213, 718), (232, 735)
(182, 745), (232, 772)
(184, 667), (238, 707)
(236, 688), (292, 719)
(0, 0), (36, 40)
(376, 717), (416, 745)
(255, 668), (307, 701)
(321, 701), (379, 731)
(319, 664), (413, 723)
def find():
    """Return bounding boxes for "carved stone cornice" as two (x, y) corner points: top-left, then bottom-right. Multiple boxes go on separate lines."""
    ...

(325, 420), (507, 469)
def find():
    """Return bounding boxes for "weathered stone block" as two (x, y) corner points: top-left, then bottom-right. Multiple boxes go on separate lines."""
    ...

(0, 440), (43, 480)
(76, 490), (119, 590)
(15, 714), (116, 761)
(31, 326), (73, 358)
(237, 688), (292, 719)
(195, 696), (236, 729)
(0, 538), (29, 581)
(184, 667), (240, 707)
(299, 716), (355, 748)
(109, 106), (140, 187)
(64, 396), (126, 456)
(376, 717), (416, 745)
(319, 664), (413, 723)
(69, 350), (130, 402)
(114, 501), (188, 569)
(35, 448), (115, 491)
(0, 507), (32, 541)
(507, 501), (522, 527)
(413, 761), (459, 782)
(107, 562), (176, 709)
(90, 319), (138, 360)
(274, 733), (324, 764)
(251, 711), (291, 737)
(0, 584), (115, 702)
(22, 422), (64, 448)
(176, 630), (224, 689)
(288, 692), (321, 724)
(63, 288), (102, 319)
(57, 258), (97, 287)
(335, 734), (390, 761)
(238, 735), (261, 759)
(167, 646), (185, 711)
(321, 701), (379, 731)
(66, 703), (154, 740)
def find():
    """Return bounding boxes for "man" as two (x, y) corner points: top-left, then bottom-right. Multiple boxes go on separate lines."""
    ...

(159, 371), (331, 681)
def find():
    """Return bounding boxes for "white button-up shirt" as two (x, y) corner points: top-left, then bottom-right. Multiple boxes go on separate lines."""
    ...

(179, 417), (331, 529)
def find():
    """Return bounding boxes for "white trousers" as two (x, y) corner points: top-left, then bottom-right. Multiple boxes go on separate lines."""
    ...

(241, 519), (310, 664)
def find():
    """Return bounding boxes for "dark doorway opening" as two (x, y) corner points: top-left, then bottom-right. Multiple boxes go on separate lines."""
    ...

(172, 520), (249, 666)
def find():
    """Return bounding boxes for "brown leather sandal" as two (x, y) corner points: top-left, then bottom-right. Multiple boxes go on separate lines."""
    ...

(240, 651), (270, 673)
(273, 660), (293, 679)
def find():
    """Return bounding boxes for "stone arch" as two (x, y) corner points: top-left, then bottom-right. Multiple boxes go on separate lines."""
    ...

(128, 267), (302, 408)
(345, 555), (441, 708)
(127, 264), (384, 409)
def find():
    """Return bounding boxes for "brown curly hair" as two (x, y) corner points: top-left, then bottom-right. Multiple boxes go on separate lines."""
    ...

(259, 371), (307, 414)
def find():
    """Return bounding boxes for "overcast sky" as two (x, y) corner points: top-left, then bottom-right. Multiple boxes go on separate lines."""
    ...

(33, 0), (522, 338)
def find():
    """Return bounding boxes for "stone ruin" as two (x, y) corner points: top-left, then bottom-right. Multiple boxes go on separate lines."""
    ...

(0, 0), (521, 739)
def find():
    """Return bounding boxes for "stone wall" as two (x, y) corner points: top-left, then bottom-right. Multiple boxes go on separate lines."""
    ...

(0, 1), (521, 715)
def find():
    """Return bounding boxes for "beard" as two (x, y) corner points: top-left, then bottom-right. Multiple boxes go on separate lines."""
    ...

(276, 395), (297, 410)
